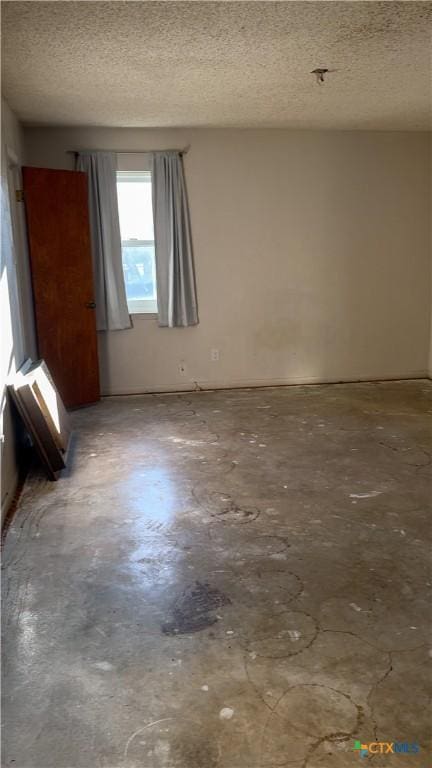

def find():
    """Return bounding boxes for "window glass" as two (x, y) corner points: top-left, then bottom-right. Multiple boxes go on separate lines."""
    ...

(116, 172), (157, 314)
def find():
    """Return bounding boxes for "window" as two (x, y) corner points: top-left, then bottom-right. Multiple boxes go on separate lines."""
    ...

(116, 171), (157, 314)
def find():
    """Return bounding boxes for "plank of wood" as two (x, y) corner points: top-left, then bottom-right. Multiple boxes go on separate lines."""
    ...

(10, 358), (71, 480)
(14, 383), (66, 473)
(8, 384), (60, 481)
(28, 360), (71, 453)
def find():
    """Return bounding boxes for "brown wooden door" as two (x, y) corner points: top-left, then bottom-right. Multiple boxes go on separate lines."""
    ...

(22, 167), (100, 408)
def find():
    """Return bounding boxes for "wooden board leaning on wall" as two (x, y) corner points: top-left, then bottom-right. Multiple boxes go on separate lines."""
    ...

(8, 359), (71, 480)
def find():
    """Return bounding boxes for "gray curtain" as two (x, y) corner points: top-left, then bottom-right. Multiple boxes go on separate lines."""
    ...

(151, 151), (198, 327)
(76, 152), (131, 331)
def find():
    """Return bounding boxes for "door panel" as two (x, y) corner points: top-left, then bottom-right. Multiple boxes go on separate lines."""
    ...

(22, 167), (100, 407)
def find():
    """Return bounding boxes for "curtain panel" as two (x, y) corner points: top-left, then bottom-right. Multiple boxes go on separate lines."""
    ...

(76, 152), (130, 331)
(151, 151), (198, 328)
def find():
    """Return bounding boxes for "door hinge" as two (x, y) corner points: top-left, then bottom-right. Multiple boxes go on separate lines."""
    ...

(15, 189), (24, 202)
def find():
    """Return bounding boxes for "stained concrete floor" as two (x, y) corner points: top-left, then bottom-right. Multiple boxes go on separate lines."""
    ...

(2, 381), (432, 768)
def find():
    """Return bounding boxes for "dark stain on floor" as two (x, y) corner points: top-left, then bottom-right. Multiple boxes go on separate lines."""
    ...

(212, 502), (260, 523)
(162, 581), (231, 635)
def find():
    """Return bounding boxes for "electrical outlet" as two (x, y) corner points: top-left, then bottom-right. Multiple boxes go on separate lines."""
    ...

(211, 348), (219, 362)
(179, 361), (187, 376)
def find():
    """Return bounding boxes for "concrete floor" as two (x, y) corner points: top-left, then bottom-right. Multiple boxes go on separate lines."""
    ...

(2, 380), (431, 768)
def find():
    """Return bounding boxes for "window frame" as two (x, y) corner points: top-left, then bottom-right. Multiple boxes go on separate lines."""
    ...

(116, 170), (157, 316)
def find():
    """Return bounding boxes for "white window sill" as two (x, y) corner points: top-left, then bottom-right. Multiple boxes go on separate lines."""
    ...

(129, 312), (158, 317)
(127, 298), (158, 314)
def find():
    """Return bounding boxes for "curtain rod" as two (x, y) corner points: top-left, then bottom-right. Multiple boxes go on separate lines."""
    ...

(66, 146), (190, 156)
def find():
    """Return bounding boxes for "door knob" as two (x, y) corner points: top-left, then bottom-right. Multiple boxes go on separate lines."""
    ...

(85, 301), (96, 309)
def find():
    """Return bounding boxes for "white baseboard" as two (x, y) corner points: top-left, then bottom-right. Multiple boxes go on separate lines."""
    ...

(101, 370), (429, 397)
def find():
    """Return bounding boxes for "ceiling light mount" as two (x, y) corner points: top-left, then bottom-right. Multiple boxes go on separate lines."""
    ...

(311, 68), (329, 85)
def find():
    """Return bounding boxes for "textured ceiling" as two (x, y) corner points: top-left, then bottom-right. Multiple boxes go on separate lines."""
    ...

(2, 1), (432, 129)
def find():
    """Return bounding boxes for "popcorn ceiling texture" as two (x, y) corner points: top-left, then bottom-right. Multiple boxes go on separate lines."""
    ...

(2, 0), (432, 129)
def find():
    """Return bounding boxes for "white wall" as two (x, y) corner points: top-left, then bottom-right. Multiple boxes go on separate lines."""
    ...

(24, 127), (431, 395)
(1, 99), (36, 519)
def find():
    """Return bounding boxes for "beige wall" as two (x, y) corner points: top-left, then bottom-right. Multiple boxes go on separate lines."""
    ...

(1, 99), (31, 519)
(429, 135), (432, 377)
(24, 127), (431, 395)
